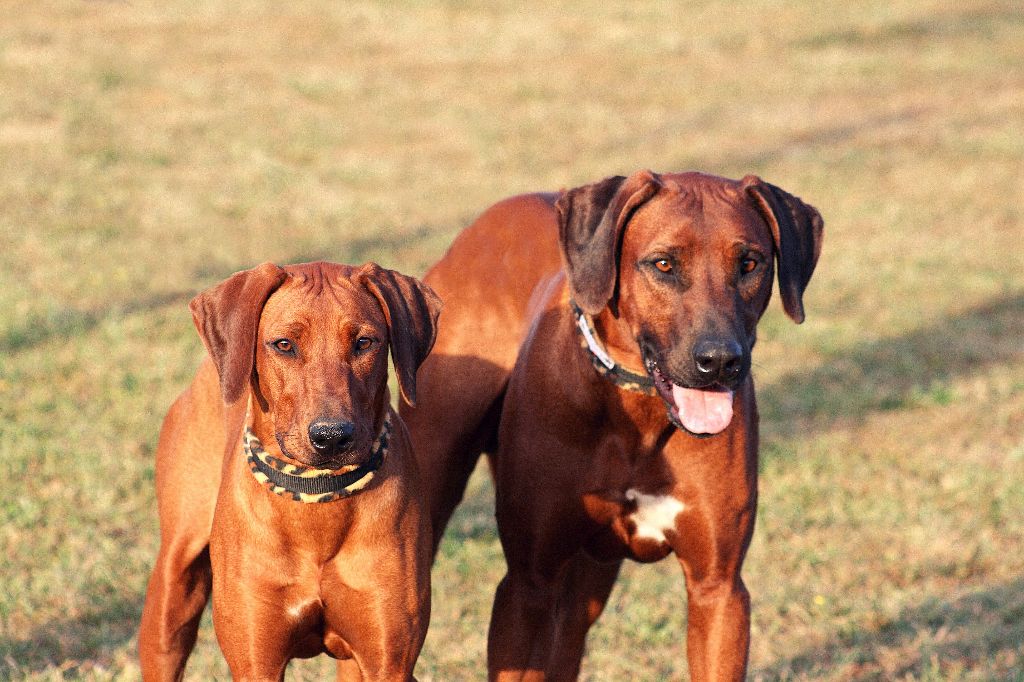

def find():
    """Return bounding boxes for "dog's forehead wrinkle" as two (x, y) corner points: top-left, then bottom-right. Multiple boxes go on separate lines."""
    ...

(263, 286), (384, 344)
(658, 176), (751, 222)
(659, 183), (701, 212)
(321, 276), (361, 312)
(336, 315), (385, 341)
(326, 273), (381, 308)
(288, 269), (325, 297)
(259, 299), (310, 337)
(643, 199), (729, 244)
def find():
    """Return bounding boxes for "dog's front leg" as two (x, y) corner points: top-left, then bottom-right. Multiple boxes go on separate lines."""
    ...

(678, 562), (752, 681)
(208, 523), (298, 682)
(210, 574), (293, 681)
(138, 540), (212, 681)
(673, 482), (755, 681)
(487, 564), (563, 681)
(487, 435), (587, 680)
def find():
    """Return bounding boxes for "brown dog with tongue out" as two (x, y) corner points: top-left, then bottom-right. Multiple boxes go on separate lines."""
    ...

(401, 170), (823, 680)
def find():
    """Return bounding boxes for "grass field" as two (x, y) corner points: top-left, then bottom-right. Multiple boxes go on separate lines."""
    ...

(2, 1), (1022, 679)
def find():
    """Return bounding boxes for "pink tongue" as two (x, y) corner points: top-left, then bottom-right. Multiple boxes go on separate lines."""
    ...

(671, 384), (734, 434)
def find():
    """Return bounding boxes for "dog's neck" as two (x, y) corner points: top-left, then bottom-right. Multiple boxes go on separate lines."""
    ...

(242, 416), (391, 504)
(570, 300), (656, 396)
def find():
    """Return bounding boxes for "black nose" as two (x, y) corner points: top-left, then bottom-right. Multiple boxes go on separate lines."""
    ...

(308, 420), (356, 454)
(692, 338), (744, 382)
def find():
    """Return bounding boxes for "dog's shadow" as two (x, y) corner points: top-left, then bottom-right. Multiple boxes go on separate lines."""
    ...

(757, 291), (1024, 440)
(0, 595), (143, 677)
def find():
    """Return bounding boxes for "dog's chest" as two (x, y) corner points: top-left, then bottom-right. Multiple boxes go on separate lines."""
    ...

(584, 485), (685, 563)
(282, 596), (356, 660)
(624, 488), (685, 545)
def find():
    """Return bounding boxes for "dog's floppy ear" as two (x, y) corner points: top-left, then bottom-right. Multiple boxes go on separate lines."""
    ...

(556, 170), (662, 315)
(743, 176), (824, 323)
(189, 262), (288, 404)
(359, 263), (443, 406)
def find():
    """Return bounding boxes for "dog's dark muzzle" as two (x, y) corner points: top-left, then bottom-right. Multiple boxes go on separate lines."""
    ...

(640, 337), (747, 437)
(308, 419), (357, 456)
(691, 337), (746, 387)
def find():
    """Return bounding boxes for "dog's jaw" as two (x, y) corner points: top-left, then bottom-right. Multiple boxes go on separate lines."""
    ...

(645, 357), (735, 437)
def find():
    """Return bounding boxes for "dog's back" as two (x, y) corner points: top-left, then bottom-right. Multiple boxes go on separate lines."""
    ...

(401, 192), (564, 548)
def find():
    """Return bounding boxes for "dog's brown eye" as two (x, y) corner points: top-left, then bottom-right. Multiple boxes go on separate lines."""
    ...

(654, 259), (673, 273)
(272, 339), (294, 354)
(355, 337), (374, 352)
(740, 258), (758, 274)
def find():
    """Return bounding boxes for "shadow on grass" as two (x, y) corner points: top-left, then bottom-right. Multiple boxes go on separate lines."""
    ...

(759, 291), (1024, 437)
(0, 594), (143, 677)
(757, 577), (1024, 678)
(290, 223), (444, 269)
(9, 222), (448, 355)
(676, 103), (935, 175)
(796, 4), (1024, 49)
(5, 290), (192, 354)
(192, 223), (449, 285)
(672, 6), (1021, 174)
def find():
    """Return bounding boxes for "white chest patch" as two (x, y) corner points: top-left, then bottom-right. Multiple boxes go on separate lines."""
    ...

(625, 489), (685, 544)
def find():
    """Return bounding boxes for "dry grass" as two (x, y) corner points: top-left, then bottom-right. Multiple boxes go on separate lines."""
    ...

(1, 0), (1022, 679)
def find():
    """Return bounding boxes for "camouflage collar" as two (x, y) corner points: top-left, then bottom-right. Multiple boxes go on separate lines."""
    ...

(570, 300), (657, 396)
(243, 416), (391, 503)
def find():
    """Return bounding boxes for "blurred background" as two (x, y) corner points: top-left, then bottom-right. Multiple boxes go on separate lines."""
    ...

(1, 1), (1021, 679)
